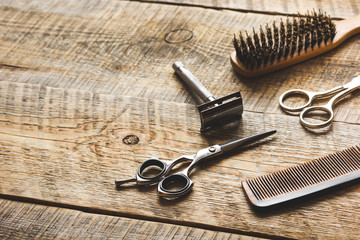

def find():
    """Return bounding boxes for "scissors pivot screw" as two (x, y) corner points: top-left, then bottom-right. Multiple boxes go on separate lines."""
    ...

(208, 146), (216, 152)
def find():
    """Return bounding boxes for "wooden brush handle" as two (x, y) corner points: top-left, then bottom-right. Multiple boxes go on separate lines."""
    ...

(335, 14), (360, 44)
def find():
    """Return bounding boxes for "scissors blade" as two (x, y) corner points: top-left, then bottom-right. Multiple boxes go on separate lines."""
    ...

(345, 75), (360, 88)
(219, 130), (276, 153)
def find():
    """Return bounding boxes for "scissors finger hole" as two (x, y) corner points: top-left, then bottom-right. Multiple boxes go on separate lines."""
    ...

(161, 174), (190, 193)
(138, 159), (166, 179)
(301, 107), (333, 127)
(280, 91), (310, 110)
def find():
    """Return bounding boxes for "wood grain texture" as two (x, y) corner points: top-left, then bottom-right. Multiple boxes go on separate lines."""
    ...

(1, 0), (360, 239)
(140, 0), (360, 19)
(0, 199), (261, 240)
(0, 0), (359, 126)
(0, 81), (359, 239)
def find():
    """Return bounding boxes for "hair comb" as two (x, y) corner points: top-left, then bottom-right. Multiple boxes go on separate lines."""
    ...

(242, 145), (360, 207)
(231, 10), (360, 78)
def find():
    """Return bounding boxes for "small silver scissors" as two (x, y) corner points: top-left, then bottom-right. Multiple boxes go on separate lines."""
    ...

(115, 130), (276, 198)
(279, 75), (360, 128)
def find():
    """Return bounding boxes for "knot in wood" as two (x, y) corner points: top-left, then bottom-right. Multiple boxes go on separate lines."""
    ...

(164, 29), (193, 44)
(122, 135), (139, 145)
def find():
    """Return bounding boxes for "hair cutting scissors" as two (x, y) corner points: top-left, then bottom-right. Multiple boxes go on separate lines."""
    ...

(279, 75), (360, 128)
(115, 130), (276, 198)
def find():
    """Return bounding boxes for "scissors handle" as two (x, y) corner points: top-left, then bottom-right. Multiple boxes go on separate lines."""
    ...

(157, 172), (193, 198)
(115, 156), (193, 186)
(157, 145), (222, 197)
(279, 86), (343, 112)
(299, 76), (360, 128)
(299, 104), (334, 128)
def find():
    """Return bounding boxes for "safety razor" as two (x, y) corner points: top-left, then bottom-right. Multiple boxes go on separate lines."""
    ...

(173, 61), (243, 131)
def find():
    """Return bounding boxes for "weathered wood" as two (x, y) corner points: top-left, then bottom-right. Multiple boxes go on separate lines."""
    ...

(4, 0), (359, 18)
(0, 81), (359, 239)
(1, 0), (360, 239)
(140, 0), (359, 19)
(0, 199), (261, 240)
(0, 1), (359, 126)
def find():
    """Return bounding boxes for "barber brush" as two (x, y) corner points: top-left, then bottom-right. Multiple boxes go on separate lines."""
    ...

(231, 10), (360, 78)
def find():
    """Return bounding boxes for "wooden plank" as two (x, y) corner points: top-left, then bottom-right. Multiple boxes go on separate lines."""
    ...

(0, 1), (359, 125)
(0, 199), (262, 240)
(0, 81), (359, 239)
(140, 0), (360, 19)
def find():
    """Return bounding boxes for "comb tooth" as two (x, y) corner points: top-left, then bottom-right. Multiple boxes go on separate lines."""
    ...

(246, 180), (260, 200)
(284, 167), (303, 190)
(263, 175), (280, 198)
(333, 148), (358, 172)
(252, 178), (268, 200)
(265, 175), (282, 198)
(299, 162), (316, 184)
(323, 154), (342, 177)
(303, 161), (319, 183)
(253, 178), (270, 200)
(324, 154), (346, 176)
(288, 167), (307, 189)
(311, 157), (330, 181)
(279, 168), (295, 191)
(246, 179), (263, 200)
(338, 150), (358, 171)
(313, 158), (332, 181)
(267, 173), (284, 196)
(269, 173), (289, 197)
(274, 171), (293, 194)
(298, 163), (318, 186)
(348, 146), (360, 164)
(319, 155), (340, 179)
(342, 149), (360, 170)
(313, 157), (334, 181)
(259, 175), (275, 198)
(333, 152), (353, 173)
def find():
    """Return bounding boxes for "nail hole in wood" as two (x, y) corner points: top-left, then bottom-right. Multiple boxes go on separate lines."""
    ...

(123, 135), (139, 145)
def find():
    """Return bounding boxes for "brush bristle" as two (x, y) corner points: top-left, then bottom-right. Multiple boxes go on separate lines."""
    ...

(233, 10), (337, 69)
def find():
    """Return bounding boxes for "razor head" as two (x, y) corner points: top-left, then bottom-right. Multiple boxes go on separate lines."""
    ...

(197, 91), (243, 132)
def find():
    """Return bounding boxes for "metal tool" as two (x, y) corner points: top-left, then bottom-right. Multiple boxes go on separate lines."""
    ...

(173, 61), (243, 131)
(279, 75), (360, 128)
(115, 130), (276, 198)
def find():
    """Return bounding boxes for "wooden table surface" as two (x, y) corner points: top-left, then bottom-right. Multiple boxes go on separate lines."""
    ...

(0, 0), (359, 239)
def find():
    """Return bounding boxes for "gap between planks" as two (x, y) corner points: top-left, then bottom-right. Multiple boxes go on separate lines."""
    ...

(0, 195), (278, 240)
(135, 0), (345, 20)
